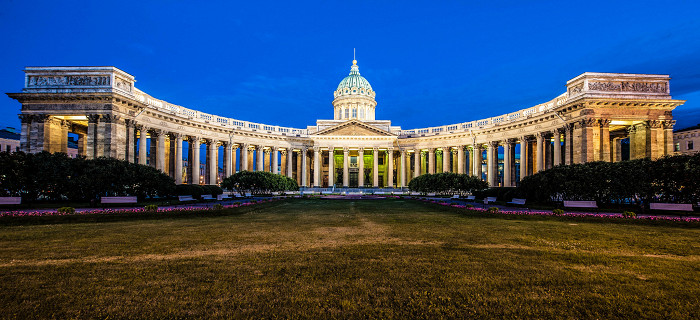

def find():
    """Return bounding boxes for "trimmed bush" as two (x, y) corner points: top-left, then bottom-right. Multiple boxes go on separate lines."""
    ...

(622, 211), (637, 218)
(552, 209), (565, 215)
(408, 173), (488, 196)
(486, 207), (499, 214)
(144, 205), (158, 212)
(212, 204), (224, 210)
(221, 171), (298, 195)
(57, 207), (75, 214)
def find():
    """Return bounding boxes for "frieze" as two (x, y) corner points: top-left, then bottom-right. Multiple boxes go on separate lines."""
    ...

(588, 81), (666, 93)
(28, 75), (110, 87)
(568, 84), (583, 95)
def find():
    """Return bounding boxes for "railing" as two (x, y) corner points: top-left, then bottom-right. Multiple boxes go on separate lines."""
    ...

(132, 88), (309, 136)
(398, 93), (567, 137)
(131, 87), (568, 139)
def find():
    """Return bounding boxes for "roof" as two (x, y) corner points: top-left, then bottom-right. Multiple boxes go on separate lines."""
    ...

(336, 60), (373, 93)
(0, 129), (20, 140)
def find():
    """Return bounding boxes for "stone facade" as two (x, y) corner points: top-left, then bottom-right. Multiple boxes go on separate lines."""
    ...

(6, 65), (685, 188)
(673, 125), (700, 155)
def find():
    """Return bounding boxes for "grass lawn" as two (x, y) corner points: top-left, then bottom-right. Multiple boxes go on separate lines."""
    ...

(0, 198), (698, 319)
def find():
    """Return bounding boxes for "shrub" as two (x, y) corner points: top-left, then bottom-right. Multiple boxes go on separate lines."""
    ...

(212, 203), (224, 210)
(486, 207), (499, 214)
(233, 202), (242, 206)
(144, 204), (158, 212)
(622, 211), (637, 218)
(57, 207), (75, 214)
(464, 204), (474, 208)
(552, 209), (565, 215)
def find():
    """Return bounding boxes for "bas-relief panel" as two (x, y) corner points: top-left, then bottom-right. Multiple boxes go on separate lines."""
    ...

(587, 81), (667, 93)
(28, 76), (110, 87)
(319, 124), (388, 136)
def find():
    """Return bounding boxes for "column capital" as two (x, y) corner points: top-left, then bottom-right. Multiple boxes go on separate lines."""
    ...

(280, 148), (287, 155)
(270, 146), (278, 151)
(662, 120), (676, 129)
(372, 147), (379, 152)
(343, 147), (350, 153)
(257, 145), (265, 150)
(264, 148), (271, 154)
(189, 136), (202, 143)
(86, 114), (101, 123)
(18, 114), (33, 124)
(124, 119), (135, 128)
(505, 138), (517, 145)
(579, 118), (598, 128)
(428, 148), (435, 153)
(400, 148), (407, 154)
(535, 132), (547, 140)
(312, 146), (320, 152)
(171, 132), (183, 139)
(101, 114), (120, 123)
(646, 120), (662, 128)
(488, 141), (498, 147)
(358, 147), (364, 153)
(599, 118), (612, 127)
(150, 129), (162, 137)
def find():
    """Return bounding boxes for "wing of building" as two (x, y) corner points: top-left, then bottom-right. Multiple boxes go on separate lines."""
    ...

(6, 60), (685, 188)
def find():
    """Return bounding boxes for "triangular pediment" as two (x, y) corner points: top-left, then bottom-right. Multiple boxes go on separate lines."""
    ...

(314, 120), (395, 136)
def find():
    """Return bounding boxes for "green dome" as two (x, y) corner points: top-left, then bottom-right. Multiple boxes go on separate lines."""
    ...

(336, 60), (373, 94)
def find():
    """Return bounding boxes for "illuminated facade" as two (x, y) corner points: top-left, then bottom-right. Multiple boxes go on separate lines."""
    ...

(7, 61), (685, 187)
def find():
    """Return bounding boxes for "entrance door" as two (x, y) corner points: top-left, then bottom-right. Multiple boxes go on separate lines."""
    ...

(349, 171), (359, 187)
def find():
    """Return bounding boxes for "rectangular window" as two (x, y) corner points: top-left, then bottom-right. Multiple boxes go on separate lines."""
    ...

(345, 109), (349, 118)
(352, 108), (357, 118)
(5, 145), (9, 153)
(675, 143), (680, 152)
(688, 141), (694, 150)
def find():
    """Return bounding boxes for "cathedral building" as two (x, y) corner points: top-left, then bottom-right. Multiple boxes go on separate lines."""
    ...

(6, 59), (685, 188)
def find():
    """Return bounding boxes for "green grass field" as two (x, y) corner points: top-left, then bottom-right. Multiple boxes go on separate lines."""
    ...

(1, 199), (698, 319)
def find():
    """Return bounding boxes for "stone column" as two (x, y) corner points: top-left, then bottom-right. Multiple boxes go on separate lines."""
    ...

(427, 148), (435, 174)
(553, 129), (562, 166)
(442, 148), (450, 173)
(663, 121), (676, 156)
(208, 140), (218, 185)
(281, 149), (288, 176)
(647, 120), (664, 160)
(328, 147), (335, 187)
(564, 123), (574, 165)
(286, 148), (293, 177)
(240, 143), (249, 172)
(387, 148), (394, 188)
(612, 137), (623, 162)
(536, 133), (544, 173)
(486, 142), (496, 186)
(503, 140), (512, 187)
(155, 130), (166, 172)
(373, 148), (380, 187)
(77, 132), (87, 157)
(190, 137), (201, 185)
(413, 149), (421, 178)
(256, 146), (264, 172)
(86, 115), (100, 159)
(343, 147), (349, 187)
(138, 127), (148, 165)
(224, 143), (233, 177)
(467, 147), (474, 176)
(301, 147), (308, 187)
(519, 137), (528, 181)
(473, 145), (483, 180)
(271, 147), (279, 174)
(358, 148), (365, 187)
(579, 119), (597, 163)
(174, 134), (183, 184)
(313, 147), (320, 187)
(18, 114), (31, 153)
(125, 120), (136, 163)
(400, 149), (407, 187)
(599, 119), (612, 162)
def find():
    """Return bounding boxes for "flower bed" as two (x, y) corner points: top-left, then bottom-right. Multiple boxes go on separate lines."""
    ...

(0, 199), (282, 218)
(417, 198), (700, 223)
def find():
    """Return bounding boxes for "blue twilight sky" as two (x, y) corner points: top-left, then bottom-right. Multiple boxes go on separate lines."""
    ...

(1, 0), (700, 131)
